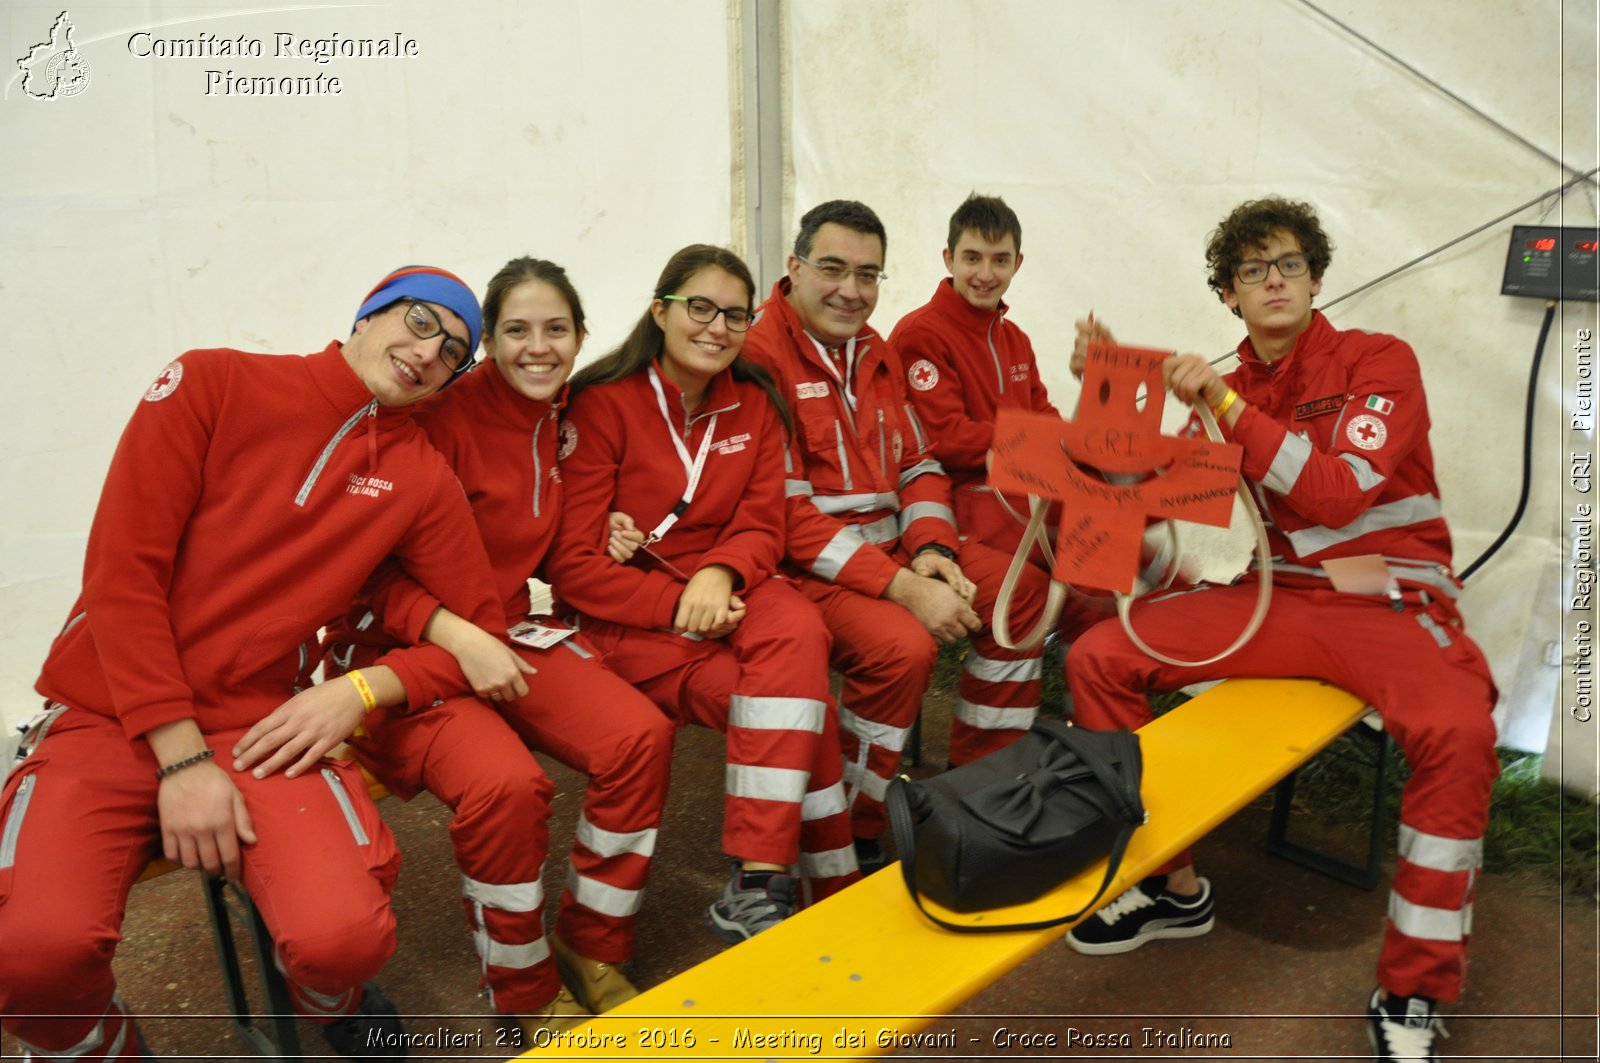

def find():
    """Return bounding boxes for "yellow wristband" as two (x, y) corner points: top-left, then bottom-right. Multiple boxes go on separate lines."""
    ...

(1210, 388), (1239, 419)
(346, 669), (378, 712)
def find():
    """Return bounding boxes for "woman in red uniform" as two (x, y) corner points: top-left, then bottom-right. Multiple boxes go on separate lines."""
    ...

(548, 244), (858, 943)
(327, 258), (675, 1033)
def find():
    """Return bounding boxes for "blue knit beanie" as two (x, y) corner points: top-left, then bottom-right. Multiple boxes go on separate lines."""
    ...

(353, 266), (482, 370)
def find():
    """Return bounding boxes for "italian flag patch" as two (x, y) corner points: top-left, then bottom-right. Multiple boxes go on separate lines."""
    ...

(1364, 395), (1394, 415)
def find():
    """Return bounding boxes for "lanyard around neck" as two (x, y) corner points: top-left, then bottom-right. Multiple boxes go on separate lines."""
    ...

(644, 365), (718, 545)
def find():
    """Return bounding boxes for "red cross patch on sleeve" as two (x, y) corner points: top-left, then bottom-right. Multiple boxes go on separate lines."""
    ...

(143, 361), (184, 402)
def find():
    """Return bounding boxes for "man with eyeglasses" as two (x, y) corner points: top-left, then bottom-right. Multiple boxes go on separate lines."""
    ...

(743, 199), (1050, 873)
(0, 266), (506, 1061)
(1062, 198), (1497, 1063)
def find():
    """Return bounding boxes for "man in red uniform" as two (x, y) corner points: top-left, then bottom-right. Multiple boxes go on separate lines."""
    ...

(1062, 198), (1498, 1063)
(0, 267), (502, 1061)
(742, 200), (1050, 868)
(892, 193), (1113, 636)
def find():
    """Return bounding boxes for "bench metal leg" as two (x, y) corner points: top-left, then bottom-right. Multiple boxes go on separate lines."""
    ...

(1264, 722), (1394, 890)
(202, 875), (303, 1060)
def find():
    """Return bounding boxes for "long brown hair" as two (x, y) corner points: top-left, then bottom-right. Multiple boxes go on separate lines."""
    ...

(569, 244), (792, 435)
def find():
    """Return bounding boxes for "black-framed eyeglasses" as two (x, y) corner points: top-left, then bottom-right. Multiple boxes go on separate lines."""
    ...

(796, 255), (886, 289)
(1233, 253), (1310, 285)
(661, 295), (754, 333)
(402, 301), (472, 371)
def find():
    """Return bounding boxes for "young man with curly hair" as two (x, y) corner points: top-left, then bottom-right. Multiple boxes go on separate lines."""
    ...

(1064, 198), (1498, 1063)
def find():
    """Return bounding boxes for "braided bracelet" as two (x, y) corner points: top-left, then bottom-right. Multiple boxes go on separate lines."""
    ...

(155, 748), (215, 780)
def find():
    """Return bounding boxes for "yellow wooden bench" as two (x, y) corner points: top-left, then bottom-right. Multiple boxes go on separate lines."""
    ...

(515, 677), (1368, 1061)
(136, 754), (388, 1061)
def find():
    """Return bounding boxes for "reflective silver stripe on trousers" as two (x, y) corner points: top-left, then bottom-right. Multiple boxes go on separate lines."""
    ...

(842, 758), (890, 801)
(897, 502), (956, 533)
(1285, 494), (1444, 557)
(475, 929), (550, 970)
(1339, 452), (1387, 491)
(17, 994), (130, 1059)
(278, 953), (355, 1015)
(1398, 825), (1482, 872)
(562, 639), (593, 659)
(837, 703), (911, 753)
(810, 524), (869, 581)
(898, 458), (943, 489)
(964, 651), (1042, 684)
(859, 514), (901, 545)
(461, 874), (544, 913)
(730, 694), (827, 733)
(1388, 892), (1472, 942)
(725, 763), (808, 804)
(320, 768), (369, 846)
(1262, 432), (1313, 494)
(1416, 612), (1453, 648)
(955, 698), (1037, 730)
(785, 478), (814, 498)
(800, 780), (848, 820)
(565, 865), (644, 918)
(576, 814), (658, 860)
(798, 844), (858, 881)
(811, 491), (898, 515)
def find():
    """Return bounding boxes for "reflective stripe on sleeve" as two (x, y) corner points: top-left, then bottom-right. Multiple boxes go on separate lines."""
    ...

(1285, 494), (1444, 557)
(811, 524), (869, 581)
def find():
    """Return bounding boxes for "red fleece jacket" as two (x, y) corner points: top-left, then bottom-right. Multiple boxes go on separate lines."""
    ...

(35, 343), (499, 740)
(547, 366), (786, 630)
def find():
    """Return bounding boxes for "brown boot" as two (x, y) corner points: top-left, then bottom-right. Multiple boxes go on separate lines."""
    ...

(550, 932), (640, 1013)
(515, 986), (591, 1036)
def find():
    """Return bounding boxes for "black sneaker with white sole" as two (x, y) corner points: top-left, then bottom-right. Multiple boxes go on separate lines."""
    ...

(1065, 874), (1215, 955)
(1367, 987), (1446, 1062)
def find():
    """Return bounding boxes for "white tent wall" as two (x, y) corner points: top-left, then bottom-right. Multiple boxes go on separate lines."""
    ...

(0, 0), (736, 736)
(786, 0), (1598, 788)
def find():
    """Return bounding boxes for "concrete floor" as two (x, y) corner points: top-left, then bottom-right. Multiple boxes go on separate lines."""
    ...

(6, 695), (1596, 1062)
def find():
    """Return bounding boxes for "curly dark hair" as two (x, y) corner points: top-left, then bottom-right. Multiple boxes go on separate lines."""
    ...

(1204, 197), (1334, 311)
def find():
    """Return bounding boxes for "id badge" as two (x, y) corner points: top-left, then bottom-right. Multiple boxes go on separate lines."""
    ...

(508, 619), (576, 650)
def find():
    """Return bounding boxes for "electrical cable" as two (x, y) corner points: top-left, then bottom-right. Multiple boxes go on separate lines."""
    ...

(1458, 300), (1559, 581)
(1297, 0), (1595, 184)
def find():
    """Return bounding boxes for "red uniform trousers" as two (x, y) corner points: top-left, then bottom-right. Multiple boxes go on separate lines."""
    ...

(574, 579), (858, 904)
(797, 537), (1051, 840)
(1066, 580), (1499, 1001)
(0, 710), (398, 1059)
(336, 633), (672, 1013)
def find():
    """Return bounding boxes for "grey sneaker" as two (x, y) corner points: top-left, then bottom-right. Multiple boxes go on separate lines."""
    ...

(1367, 987), (1446, 1062)
(1065, 875), (1214, 955)
(705, 867), (798, 944)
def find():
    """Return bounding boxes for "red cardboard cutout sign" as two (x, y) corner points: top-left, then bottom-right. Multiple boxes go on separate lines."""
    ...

(989, 343), (1243, 593)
